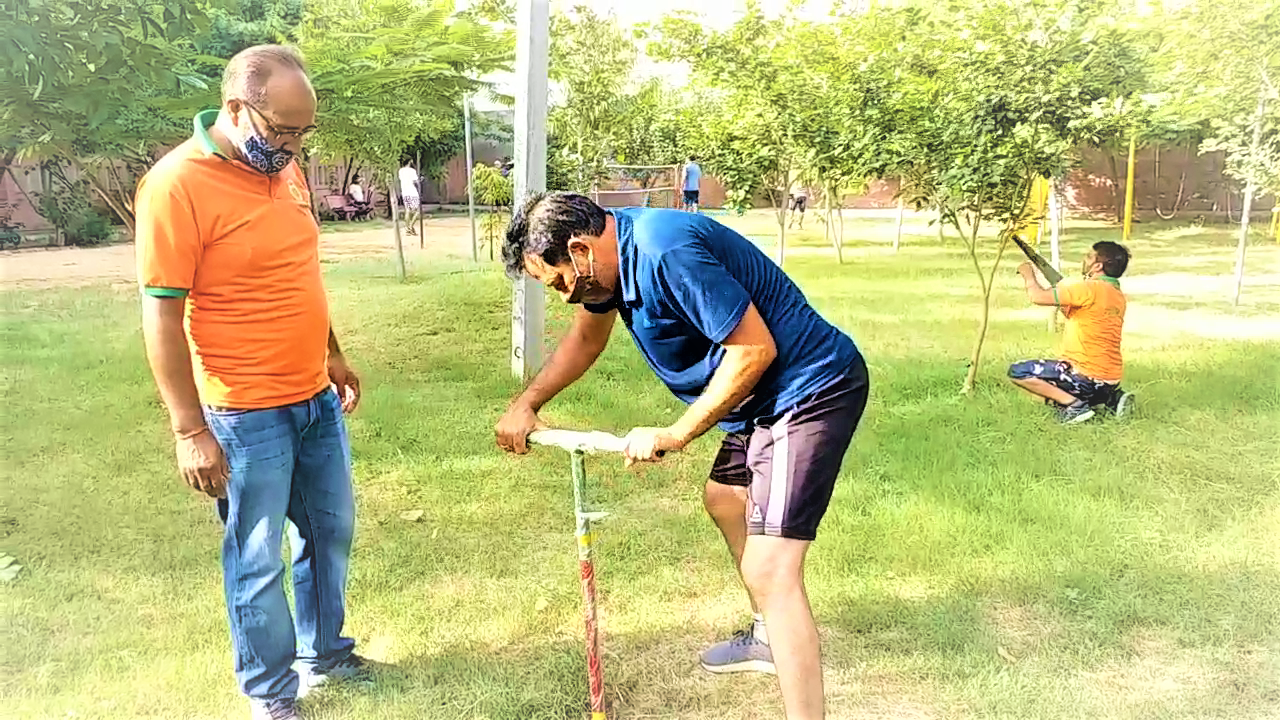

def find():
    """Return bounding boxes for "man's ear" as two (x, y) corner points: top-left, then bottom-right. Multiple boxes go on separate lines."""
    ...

(224, 100), (244, 127)
(567, 237), (592, 258)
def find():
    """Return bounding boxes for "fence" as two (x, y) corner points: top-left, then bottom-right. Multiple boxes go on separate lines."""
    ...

(3, 144), (1274, 243)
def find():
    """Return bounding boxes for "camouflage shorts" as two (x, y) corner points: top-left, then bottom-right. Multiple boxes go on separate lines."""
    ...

(1008, 358), (1113, 405)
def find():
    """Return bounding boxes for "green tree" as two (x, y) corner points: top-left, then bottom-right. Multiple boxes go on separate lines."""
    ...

(1156, 0), (1280, 305)
(0, 0), (219, 232)
(651, 5), (809, 265)
(299, 0), (512, 279)
(470, 162), (512, 261)
(893, 0), (1135, 394)
(783, 10), (907, 260)
(196, 0), (306, 59)
(547, 5), (637, 191)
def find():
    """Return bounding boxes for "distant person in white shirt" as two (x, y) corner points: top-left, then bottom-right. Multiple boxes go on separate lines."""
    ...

(347, 174), (368, 210)
(680, 156), (702, 212)
(398, 160), (420, 235)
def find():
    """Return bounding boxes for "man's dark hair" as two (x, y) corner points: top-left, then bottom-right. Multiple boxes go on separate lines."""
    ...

(1092, 240), (1131, 277)
(503, 192), (607, 279)
(688, 155), (697, 162)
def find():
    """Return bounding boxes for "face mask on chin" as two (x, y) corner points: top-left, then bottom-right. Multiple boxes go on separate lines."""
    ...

(237, 121), (294, 175)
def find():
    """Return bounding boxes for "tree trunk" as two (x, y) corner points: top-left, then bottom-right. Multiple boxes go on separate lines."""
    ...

(68, 156), (135, 234)
(936, 205), (945, 243)
(962, 229), (1013, 395)
(827, 184), (843, 263)
(893, 190), (905, 252)
(837, 205), (844, 253)
(339, 158), (354, 193)
(776, 196), (787, 266)
(1122, 135), (1137, 241)
(1233, 78), (1268, 306)
(771, 172), (788, 267)
(1106, 150), (1124, 223)
(390, 177), (407, 282)
(959, 213), (986, 395)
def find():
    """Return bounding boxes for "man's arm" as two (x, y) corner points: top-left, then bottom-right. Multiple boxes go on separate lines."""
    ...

(496, 306), (617, 453)
(1018, 263), (1059, 306)
(622, 303), (775, 465)
(141, 295), (228, 496)
(669, 302), (775, 444)
(326, 324), (361, 413)
(516, 306), (616, 412)
(142, 296), (204, 433)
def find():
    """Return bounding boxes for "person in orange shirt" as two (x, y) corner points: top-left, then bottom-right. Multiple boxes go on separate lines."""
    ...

(1009, 241), (1135, 424)
(135, 45), (366, 720)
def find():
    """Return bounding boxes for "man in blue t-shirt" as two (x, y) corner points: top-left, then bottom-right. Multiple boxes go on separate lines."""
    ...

(495, 192), (869, 719)
(680, 156), (702, 212)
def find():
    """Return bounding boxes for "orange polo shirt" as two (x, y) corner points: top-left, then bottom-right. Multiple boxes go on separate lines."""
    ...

(135, 110), (330, 409)
(1056, 277), (1126, 382)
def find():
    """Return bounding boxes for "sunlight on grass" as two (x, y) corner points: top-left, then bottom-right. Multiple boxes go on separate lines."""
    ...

(2, 218), (1279, 719)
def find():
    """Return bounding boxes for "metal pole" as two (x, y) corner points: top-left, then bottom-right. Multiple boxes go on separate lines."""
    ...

(512, 0), (548, 381)
(1122, 135), (1136, 242)
(418, 151), (425, 248)
(464, 93), (479, 263)
(571, 451), (607, 720)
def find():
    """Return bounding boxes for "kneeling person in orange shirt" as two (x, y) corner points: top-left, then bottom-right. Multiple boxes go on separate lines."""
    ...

(1010, 241), (1135, 424)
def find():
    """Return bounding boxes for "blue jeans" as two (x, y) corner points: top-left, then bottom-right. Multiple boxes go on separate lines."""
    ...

(206, 388), (356, 701)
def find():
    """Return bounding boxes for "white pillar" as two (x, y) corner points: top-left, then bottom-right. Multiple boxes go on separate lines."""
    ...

(512, 0), (549, 381)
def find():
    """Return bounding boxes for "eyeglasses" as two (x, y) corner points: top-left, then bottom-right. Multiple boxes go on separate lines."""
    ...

(241, 101), (317, 142)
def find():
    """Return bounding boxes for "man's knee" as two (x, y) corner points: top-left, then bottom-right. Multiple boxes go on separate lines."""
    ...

(741, 537), (807, 603)
(1008, 360), (1037, 380)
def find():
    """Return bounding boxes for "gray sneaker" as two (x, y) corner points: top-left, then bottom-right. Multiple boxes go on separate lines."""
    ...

(699, 629), (776, 675)
(1057, 401), (1096, 425)
(297, 654), (374, 698)
(250, 698), (300, 720)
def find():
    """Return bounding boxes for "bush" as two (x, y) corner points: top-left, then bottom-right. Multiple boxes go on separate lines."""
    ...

(35, 180), (116, 247)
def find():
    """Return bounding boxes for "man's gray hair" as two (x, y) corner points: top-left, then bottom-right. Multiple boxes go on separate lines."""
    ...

(221, 45), (307, 105)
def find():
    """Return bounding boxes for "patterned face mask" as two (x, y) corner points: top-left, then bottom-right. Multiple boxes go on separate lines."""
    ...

(237, 125), (295, 175)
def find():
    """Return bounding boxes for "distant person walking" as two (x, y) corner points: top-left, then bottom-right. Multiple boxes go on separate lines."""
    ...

(399, 159), (421, 235)
(680, 155), (702, 212)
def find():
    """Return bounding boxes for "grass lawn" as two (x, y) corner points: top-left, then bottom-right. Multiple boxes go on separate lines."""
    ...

(2, 214), (1279, 719)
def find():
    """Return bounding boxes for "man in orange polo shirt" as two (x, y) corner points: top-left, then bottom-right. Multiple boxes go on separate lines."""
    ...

(136, 45), (364, 720)
(1010, 240), (1135, 424)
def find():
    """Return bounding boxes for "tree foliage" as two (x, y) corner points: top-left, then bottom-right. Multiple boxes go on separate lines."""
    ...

(0, 0), (220, 231)
(651, 5), (809, 262)
(547, 5), (637, 190)
(301, 0), (512, 174)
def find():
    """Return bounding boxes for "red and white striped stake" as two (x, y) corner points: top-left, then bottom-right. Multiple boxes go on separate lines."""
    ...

(572, 449), (607, 720)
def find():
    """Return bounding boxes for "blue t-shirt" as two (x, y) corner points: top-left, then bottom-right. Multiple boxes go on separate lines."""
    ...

(683, 162), (701, 191)
(586, 208), (864, 432)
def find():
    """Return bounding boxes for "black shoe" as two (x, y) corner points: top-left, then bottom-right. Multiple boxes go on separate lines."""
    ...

(1057, 401), (1096, 425)
(1106, 389), (1135, 419)
(297, 654), (375, 698)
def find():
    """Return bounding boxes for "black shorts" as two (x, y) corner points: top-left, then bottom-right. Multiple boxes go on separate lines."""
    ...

(790, 195), (807, 211)
(1008, 358), (1117, 405)
(683, 190), (700, 205)
(709, 364), (869, 541)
